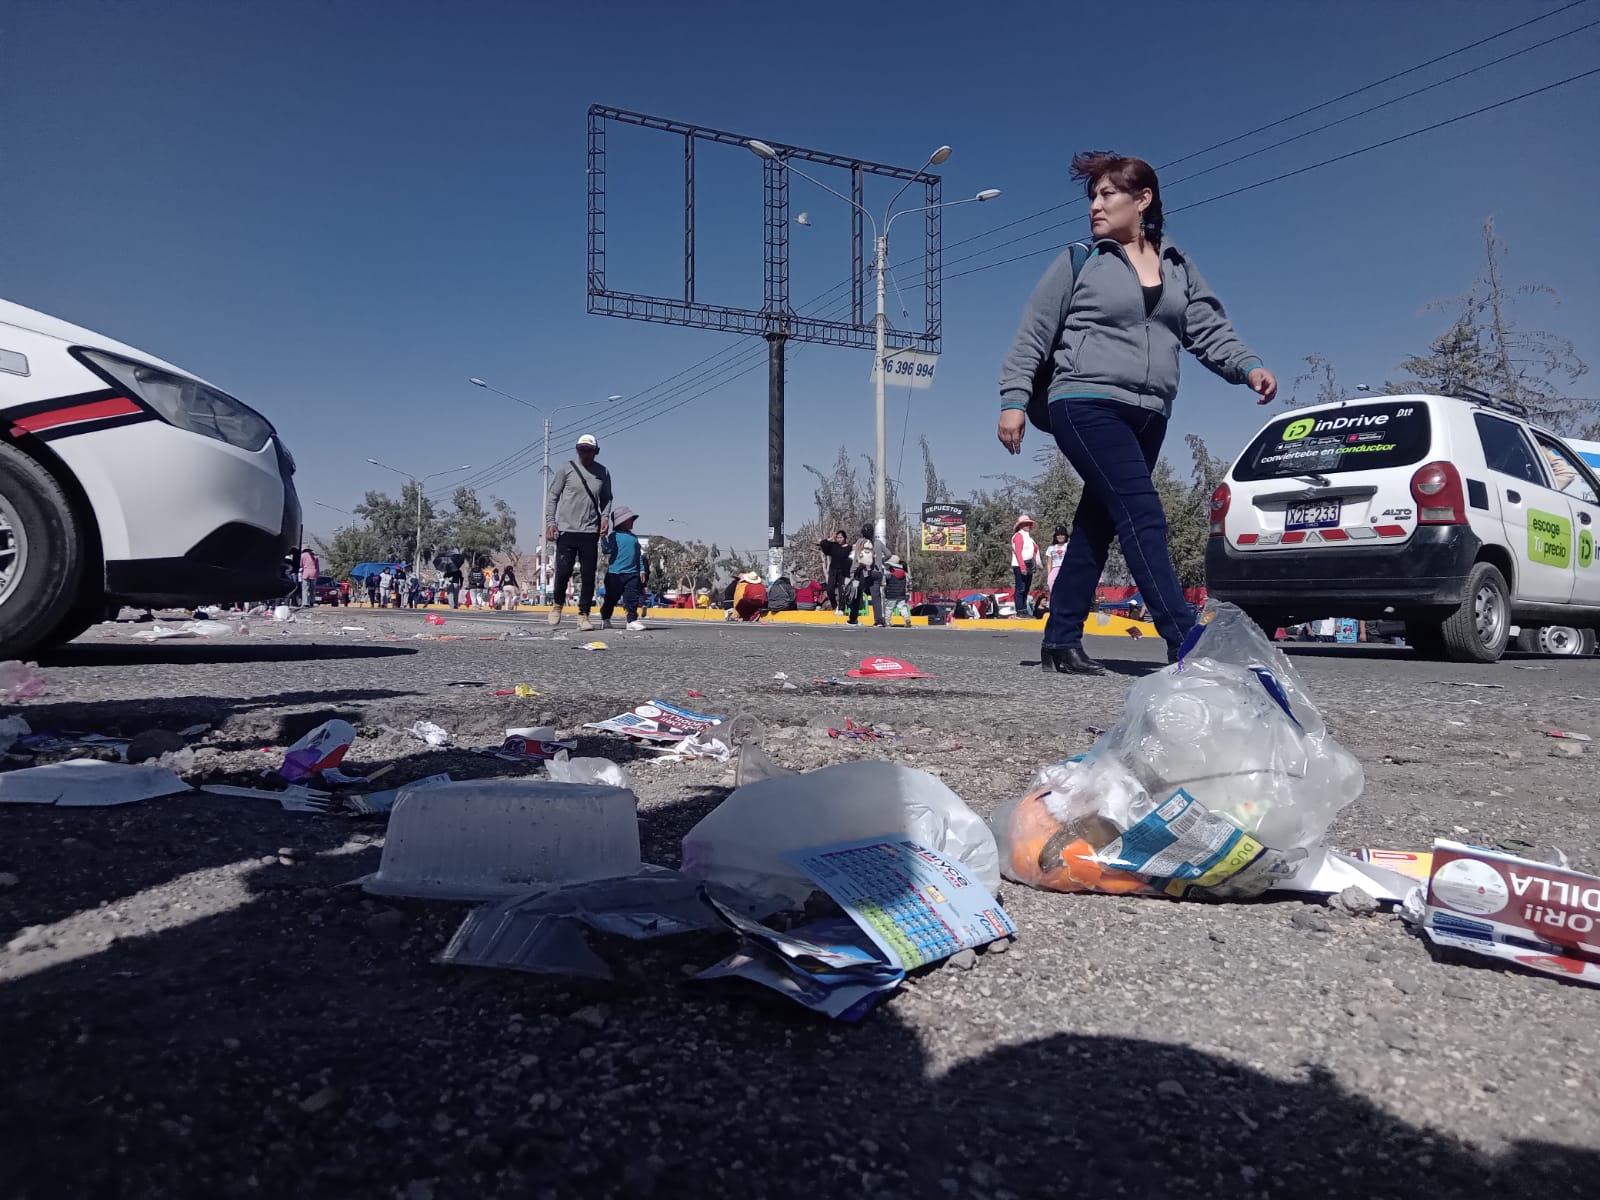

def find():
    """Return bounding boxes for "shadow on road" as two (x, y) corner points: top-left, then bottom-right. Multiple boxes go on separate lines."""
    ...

(39, 642), (420, 668)
(4, 778), (1598, 1198)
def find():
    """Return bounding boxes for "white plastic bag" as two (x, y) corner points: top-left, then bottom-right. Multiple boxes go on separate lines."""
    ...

(681, 760), (1000, 909)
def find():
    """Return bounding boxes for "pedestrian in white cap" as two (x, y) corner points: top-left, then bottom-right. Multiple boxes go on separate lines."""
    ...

(545, 433), (613, 630)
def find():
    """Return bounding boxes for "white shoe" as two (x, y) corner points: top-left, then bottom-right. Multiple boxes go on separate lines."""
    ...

(601, 618), (614, 630)
(577, 615), (595, 632)
(547, 606), (563, 627)
(626, 620), (646, 632)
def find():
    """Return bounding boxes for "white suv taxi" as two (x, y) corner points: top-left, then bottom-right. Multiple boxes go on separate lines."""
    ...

(1, 299), (301, 657)
(1205, 391), (1600, 663)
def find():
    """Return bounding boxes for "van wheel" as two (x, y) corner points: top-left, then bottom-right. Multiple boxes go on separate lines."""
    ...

(1536, 625), (1597, 656)
(1441, 562), (1510, 663)
(0, 442), (84, 658)
(1514, 628), (1542, 654)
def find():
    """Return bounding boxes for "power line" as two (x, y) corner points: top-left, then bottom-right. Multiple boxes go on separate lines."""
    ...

(920, 1), (1598, 268)
(946, 63), (1600, 283)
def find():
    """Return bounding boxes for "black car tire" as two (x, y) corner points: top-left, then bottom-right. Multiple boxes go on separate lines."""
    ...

(1441, 562), (1511, 664)
(0, 442), (85, 659)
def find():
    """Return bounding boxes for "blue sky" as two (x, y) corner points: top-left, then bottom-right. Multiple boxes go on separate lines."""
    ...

(5, 0), (1598, 553)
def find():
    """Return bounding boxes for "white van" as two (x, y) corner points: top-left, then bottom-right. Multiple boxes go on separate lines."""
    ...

(0, 300), (301, 656)
(1206, 391), (1600, 663)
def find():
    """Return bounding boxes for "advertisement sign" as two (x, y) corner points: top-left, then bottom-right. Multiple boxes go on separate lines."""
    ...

(921, 502), (968, 553)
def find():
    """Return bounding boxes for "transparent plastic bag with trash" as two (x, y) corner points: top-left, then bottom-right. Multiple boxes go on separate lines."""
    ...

(992, 602), (1365, 900)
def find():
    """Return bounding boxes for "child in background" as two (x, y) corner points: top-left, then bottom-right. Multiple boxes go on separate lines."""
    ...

(600, 506), (648, 631)
(883, 554), (911, 627)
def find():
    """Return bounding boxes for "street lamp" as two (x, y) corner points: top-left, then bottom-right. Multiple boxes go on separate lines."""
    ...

(746, 138), (999, 556)
(467, 378), (621, 603)
(366, 458), (471, 577)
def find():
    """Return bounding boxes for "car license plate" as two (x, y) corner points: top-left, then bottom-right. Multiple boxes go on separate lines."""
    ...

(1286, 498), (1342, 530)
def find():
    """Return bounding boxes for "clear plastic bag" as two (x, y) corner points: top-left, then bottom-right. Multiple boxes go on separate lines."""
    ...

(993, 603), (1364, 898)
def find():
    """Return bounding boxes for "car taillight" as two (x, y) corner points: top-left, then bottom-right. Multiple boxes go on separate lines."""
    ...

(1410, 461), (1467, 524)
(1209, 482), (1231, 536)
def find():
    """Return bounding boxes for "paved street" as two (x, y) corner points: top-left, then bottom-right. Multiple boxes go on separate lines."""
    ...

(3, 609), (1599, 1198)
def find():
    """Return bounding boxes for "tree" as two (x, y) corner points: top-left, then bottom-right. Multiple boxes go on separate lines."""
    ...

(650, 537), (720, 594)
(445, 487), (517, 566)
(1390, 217), (1594, 432)
(1288, 353), (1343, 410)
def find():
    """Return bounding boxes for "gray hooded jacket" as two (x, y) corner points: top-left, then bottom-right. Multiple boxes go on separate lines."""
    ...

(998, 238), (1262, 421)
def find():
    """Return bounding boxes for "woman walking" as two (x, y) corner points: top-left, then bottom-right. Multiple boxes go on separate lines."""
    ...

(997, 150), (1276, 673)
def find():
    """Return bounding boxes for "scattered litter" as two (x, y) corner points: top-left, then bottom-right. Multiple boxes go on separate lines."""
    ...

(439, 867), (717, 981)
(131, 619), (234, 640)
(687, 690), (707, 699)
(342, 773), (450, 816)
(201, 783), (334, 814)
(1084, 725), (1107, 738)
(1434, 680), (1505, 689)
(0, 715), (32, 754)
(577, 641), (609, 651)
(1404, 838), (1600, 988)
(1539, 729), (1592, 742)
(447, 680), (487, 688)
(547, 753), (630, 788)
(0, 661), (47, 700)
(14, 730), (131, 761)
(493, 685), (540, 698)
(845, 656), (932, 680)
(698, 837), (1014, 1019)
(424, 614), (447, 626)
(319, 767), (369, 786)
(277, 719), (357, 782)
(476, 727), (577, 762)
(1513, 664), (1553, 671)
(1355, 848), (1435, 884)
(993, 603), (1363, 899)
(1269, 847), (1417, 903)
(585, 700), (725, 743)
(1126, 627), (1144, 639)
(663, 729), (733, 762)
(734, 742), (794, 787)
(273, 605), (293, 622)
(828, 720), (900, 742)
(772, 672), (788, 681)
(696, 891), (904, 1020)
(358, 779), (642, 900)
(409, 720), (450, 747)
(0, 759), (188, 807)
(341, 626), (367, 631)
(681, 760), (1000, 911)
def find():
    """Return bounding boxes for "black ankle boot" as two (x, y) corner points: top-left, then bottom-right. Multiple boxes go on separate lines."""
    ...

(1041, 646), (1106, 675)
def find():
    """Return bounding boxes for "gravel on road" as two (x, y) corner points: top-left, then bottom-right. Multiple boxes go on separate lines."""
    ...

(2, 608), (1597, 1198)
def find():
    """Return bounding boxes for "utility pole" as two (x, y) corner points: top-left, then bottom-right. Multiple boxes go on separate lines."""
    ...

(767, 329), (787, 582)
(873, 234), (888, 555)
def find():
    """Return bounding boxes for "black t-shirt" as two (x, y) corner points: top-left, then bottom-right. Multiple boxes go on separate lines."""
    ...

(468, 570), (486, 589)
(818, 540), (851, 578)
(1142, 282), (1164, 316)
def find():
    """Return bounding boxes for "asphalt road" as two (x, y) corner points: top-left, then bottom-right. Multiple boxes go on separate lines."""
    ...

(2, 607), (1598, 1198)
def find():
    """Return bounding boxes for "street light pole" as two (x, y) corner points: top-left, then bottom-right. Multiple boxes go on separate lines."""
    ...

(745, 139), (998, 561)
(365, 459), (472, 576)
(468, 379), (621, 604)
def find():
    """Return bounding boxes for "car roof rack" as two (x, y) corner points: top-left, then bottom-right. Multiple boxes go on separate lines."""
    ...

(1453, 385), (1529, 417)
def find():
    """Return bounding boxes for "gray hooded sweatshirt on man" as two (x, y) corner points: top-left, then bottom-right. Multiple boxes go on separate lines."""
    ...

(998, 238), (1262, 422)
(548, 457), (613, 535)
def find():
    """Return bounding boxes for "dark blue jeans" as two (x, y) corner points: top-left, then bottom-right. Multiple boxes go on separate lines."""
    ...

(1013, 567), (1032, 616)
(1042, 398), (1196, 652)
